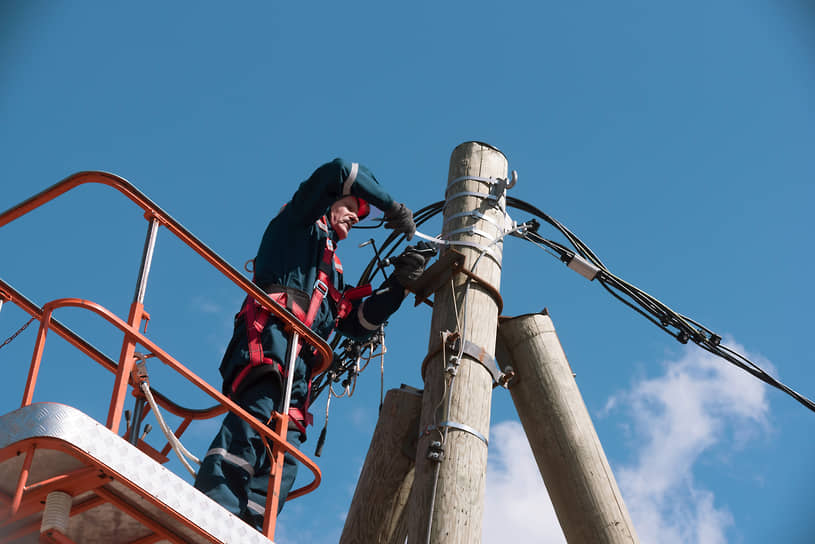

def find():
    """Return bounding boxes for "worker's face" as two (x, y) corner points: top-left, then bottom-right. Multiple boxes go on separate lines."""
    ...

(329, 196), (360, 240)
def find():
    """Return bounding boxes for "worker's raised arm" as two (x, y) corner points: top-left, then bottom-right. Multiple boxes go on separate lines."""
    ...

(286, 158), (394, 226)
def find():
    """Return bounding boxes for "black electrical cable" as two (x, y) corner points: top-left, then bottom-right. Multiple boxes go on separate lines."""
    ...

(315, 201), (447, 398)
(344, 193), (815, 414)
(506, 197), (815, 414)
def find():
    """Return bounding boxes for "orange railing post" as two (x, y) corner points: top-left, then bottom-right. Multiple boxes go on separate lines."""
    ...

(9, 444), (35, 517)
(107, 300), (146, 433)
(263, 412), (290, 539)
(21, 309), (52, 408)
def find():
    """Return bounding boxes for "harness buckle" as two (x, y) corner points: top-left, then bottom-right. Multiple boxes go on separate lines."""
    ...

(314, 279), (329, 297)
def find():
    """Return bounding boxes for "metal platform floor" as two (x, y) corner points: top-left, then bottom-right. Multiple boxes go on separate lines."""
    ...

(0, 402), (272, 544)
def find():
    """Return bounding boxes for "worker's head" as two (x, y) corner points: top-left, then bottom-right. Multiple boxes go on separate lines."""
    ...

(329, 196), (369, 240)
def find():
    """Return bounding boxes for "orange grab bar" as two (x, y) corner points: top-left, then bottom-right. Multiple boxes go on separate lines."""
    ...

(23, 297), (321, 498)
(0, 171), (333, 376)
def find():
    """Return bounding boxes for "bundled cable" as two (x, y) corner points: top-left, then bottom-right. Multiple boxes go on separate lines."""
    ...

(508, 196), (815, 414)
(353, 195), (815, 414)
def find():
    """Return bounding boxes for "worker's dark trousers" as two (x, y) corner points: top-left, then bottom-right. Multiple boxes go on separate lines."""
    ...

(194, 378), (304, 531)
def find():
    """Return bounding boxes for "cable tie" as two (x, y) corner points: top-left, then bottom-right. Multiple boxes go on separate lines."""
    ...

(442, 226), (502, 245)
(443, 210), (506, 231)
(444, 191), (506, 213)
(448, 175), (502, 187)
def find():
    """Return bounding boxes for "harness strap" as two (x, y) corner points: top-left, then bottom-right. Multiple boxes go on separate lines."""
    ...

(337, 284), (373, 322)
(230, 292), (305, 397)
(232, 216), (371, 429)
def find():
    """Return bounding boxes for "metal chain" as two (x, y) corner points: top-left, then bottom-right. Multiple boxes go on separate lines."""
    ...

(0, 316), (38, 350)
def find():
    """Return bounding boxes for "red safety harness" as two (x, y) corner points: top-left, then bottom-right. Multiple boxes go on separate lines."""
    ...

(229, 216), (371, 433)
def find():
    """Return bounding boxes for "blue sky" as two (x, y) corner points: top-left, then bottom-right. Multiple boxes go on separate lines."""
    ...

(1, 2), (814, 543)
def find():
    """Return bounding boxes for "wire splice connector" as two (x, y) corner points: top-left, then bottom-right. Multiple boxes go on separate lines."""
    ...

(563, 253), (600, 281)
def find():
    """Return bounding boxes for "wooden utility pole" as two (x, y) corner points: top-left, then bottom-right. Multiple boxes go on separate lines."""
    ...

(340, 386), (422, 544)
(496, 312), (640, 544)
(407, 142), (508, 543)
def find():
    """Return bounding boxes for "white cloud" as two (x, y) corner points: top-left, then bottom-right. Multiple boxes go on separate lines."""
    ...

(608, 340), (771, 544)
(483, 420), (566, 542)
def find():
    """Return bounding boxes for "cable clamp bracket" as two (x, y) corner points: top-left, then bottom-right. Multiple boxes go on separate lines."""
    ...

(131, 352), (154, 387)
(443, 332), (514, 388)
(447, 170), (518, 192)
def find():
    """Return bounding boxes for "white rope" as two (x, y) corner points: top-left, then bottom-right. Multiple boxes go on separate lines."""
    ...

(378, 328), (386, 409)
(140, 382), (200, 478)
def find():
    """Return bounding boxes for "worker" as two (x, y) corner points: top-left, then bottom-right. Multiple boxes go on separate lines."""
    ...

(194, 158), (427, 531)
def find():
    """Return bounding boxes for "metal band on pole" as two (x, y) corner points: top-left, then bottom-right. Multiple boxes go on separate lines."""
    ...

(443, 210), (506, 231)
(421, 421), (489, 447)
(443, 227), (502, 245)
(444, 191), (505, 212)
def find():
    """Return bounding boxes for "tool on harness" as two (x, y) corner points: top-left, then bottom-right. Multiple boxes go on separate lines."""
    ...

(229, 216), (372, 435)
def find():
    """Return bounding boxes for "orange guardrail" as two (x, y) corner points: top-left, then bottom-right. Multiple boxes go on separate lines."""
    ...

(0, 171), (333, 540)
(0, 171), (332, 374)
(19, 296), (321, 496)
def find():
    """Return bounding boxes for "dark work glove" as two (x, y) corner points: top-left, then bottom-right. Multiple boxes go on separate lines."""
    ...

(384, 202), (416, 240)
(390, 242), (436, 285)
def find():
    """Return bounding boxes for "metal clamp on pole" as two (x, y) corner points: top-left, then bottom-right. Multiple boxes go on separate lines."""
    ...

(444, 191), (505, 213)
(444, 209), (507, 231)
(447, 170), (518, 191)
(442, 226), (502, 245)
(444, 332), (514, 388)
(421, 421), (489, 447)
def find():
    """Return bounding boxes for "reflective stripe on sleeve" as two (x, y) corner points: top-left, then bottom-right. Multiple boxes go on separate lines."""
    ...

(342, 162), (359, 196)
(205, 448), (255, 476)
(247, 500), (266, 515)
(357, 299), (380, 331)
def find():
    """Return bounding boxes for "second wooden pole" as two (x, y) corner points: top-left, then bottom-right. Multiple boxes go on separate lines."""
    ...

(340, 386), (422, 544)
(496, 312), (639, 544)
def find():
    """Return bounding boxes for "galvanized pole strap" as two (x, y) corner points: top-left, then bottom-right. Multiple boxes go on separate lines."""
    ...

(447, 170), (518, 190)
(455, 338), (514, 388)
(420, 332), (513, 387)
(421, 421), (489, 447)
(444, 191), (505, 212)
(413, 230), (503, 265)
(443, 209), (507, 232)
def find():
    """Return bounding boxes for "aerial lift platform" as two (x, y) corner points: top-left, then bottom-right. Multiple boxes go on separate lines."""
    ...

(0, 172), (331, 543)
